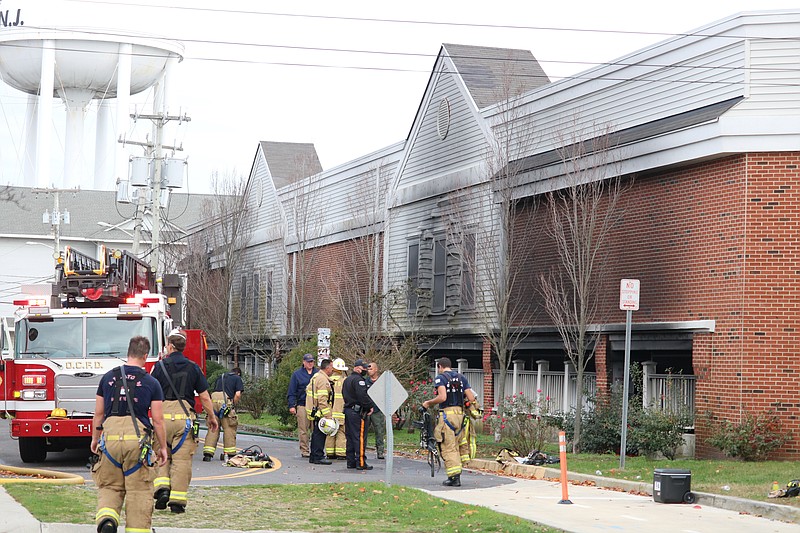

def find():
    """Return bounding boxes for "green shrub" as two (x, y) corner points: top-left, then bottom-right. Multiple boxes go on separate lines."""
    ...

(707, 410), (789, 461)
(545, 363), (690, 459)
(238, 375), (270, 419)
(264, 339), (318, 426)
(629, 408), (690, 460)
(205, 360), (226, 390)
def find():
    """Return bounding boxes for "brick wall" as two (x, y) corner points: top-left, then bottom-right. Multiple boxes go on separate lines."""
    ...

(288, 234), (384, 338)
(512, 152), (800, 459)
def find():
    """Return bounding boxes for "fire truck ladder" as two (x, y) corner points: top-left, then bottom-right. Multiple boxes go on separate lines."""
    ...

(57, 246), (156, 307)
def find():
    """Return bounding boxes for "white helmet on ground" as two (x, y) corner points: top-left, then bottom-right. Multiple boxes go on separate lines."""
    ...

(332, 358), (348, 372)
(318, 417), (339, 436)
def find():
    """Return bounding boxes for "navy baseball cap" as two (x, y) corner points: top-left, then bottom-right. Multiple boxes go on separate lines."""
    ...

(303, 353), (314, 362)
(353, 358), (367, 368)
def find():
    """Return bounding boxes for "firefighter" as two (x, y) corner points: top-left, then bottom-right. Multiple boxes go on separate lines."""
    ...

(204, 367), (245, 461)
(422, 357), (478, 487)
(342, 358), (375, 470)
(90, 336), (168, 533)
(150, 328), (219, 514)
(325, 358), (348, 459)
(306, 358), (335, 464)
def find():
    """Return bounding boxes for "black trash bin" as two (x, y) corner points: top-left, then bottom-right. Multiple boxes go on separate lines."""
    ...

(653, 468), (694, 503)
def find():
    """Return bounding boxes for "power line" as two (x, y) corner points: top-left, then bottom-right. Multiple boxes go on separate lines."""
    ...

(63, 0), (772, 42)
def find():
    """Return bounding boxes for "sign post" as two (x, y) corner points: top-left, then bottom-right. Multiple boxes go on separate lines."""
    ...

(619, 279), (640, 469)
(316, 327), (330, 363)
(368, 371), (408, 487)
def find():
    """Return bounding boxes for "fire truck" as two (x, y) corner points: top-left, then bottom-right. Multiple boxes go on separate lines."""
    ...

(0, 246), (206, 463)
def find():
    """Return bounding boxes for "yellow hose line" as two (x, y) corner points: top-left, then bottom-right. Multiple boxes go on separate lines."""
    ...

(0, 464), (85, 485)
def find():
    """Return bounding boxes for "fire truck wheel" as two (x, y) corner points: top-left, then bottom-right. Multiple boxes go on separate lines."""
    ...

(19, 437), (47, 463)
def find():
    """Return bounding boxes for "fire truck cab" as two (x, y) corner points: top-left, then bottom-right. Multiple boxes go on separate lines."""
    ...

(0, 246), (204, 463)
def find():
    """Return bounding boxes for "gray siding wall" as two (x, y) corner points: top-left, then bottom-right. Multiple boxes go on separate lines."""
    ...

(501, 40), (747, 163)
(730, 38), (800, 115)
(399, 62), (489, 191)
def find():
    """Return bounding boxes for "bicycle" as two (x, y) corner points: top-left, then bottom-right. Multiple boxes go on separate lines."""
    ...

(412, 406), (441, 477)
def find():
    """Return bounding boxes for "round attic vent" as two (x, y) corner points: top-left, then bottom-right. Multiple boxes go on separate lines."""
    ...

(437, 98), (451, 140)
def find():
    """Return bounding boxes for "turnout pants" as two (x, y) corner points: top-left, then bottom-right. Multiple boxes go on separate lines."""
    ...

(325, 413), (346, 457)
(154, 400), (197, 508)
(369, 410), (386, 457)
(344, 407), (369, 468)
(296, 405), (310, 456)
(204, 391), (239, 457)
(92, 416), (156, 533)
(435, 406), (468, 477)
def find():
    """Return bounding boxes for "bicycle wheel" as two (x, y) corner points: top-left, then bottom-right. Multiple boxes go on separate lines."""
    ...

(428, 448), (435, 477)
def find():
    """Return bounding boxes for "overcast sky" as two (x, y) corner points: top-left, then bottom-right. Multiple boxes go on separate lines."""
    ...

(1, 0), (798, 194)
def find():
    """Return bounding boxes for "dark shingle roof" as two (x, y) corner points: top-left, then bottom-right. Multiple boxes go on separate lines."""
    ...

(259, 141), (322, 189)
(0, 187), (214, 243)
(442, 43), (550, 109)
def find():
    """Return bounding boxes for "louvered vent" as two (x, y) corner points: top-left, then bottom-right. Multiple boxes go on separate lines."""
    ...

(437, 98), (451, 140)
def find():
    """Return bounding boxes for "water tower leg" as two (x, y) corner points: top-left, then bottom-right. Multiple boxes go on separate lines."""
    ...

(23, 94), (38, 187)
(95, 101), (113, 190)
(36, 39), (55, 189)
(62, 88), (93, 189)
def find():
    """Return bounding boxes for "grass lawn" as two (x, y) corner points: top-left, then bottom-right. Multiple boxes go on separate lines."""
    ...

(5, 482), (561, 532)
(236, 413), (800, 507)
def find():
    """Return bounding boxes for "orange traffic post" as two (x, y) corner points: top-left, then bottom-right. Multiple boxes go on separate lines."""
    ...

(558, 431), (573, 504)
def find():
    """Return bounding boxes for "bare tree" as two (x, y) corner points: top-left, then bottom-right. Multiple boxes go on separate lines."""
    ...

(183, 172), (251, 366)
(539, 119), (628, 452)
(325, 163), (389, 355)
(445, 68), (538, 417)
(285, 157), (325, 339)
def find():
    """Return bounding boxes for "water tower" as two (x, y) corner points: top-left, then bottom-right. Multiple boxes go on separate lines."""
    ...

(0, 13), (183, 190)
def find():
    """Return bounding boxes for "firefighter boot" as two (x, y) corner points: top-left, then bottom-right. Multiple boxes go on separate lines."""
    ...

(202, 453), (213, 462)
(154, 488), (170, 510)
(97, 518), (117, 533)
(443, 474), (461, 487)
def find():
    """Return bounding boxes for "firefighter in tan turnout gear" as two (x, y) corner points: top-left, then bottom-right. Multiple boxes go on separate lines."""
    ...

(204, 367), (245, 461)
(422, 357), (479, 487)
(150, 329), (219, 514)
(306, 359), (335, 464)
(325, 358), (348, 459)
(90, 336), (168, 533)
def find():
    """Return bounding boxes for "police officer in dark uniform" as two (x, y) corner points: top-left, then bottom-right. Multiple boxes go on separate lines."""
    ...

(91, 336), (168, 533)
(341, 358), (375, 470)
(150, 328), (218, 513)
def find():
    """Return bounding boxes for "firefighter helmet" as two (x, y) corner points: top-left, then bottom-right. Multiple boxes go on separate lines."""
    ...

(332, 358), (348, 372)
(48, 408), (68, 419)
(318, 417), (339, 436)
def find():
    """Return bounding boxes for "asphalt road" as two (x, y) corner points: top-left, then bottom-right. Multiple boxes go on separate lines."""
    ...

(0, 419), (514, 491)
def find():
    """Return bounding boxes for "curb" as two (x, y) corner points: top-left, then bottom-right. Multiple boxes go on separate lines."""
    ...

(466, 459), (800, 524)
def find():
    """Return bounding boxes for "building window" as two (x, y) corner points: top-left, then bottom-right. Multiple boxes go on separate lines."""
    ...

(266, 271), (273, 320)
(461, 233), (475, 309)
(240, 274), (249, 321)
(432, 236), (446, 313)
(252, 271), (260, 322)
(407, 242), (419, 314)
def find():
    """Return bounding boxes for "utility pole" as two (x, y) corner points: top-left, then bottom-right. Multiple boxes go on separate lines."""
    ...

(33, 187), (80, 257)
(123, 107), (189, 278)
